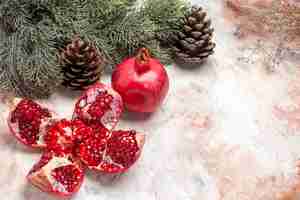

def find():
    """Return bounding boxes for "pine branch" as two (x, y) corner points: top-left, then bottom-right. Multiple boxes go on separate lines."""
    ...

(72, 0), (136, 33)
(101, 11), (156, 65)
(17, 23), (62, 98)
(0, 32), (28, 97)
(95, 0), (189, 65)
(0, 64), (21, 96)
(142, 0), (189, 36)
(0, 0), (190, 98)
(141, 0), (189, 63)
(0, 0), (62, 98)
(144, 40), (174, 65)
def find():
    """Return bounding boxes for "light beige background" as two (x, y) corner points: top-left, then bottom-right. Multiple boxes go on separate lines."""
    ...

(0, 0), (300, 199)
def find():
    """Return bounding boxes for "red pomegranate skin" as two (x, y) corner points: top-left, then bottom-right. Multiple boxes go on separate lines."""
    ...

(112, 48), (169, 113)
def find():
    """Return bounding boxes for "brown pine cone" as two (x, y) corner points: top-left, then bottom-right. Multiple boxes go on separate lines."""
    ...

(172, 6), (216, 66)
(60, 36), (104, 90)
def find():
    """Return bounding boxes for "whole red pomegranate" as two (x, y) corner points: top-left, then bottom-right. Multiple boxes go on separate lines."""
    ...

(73, 83), (123, 130)
(8, 98), (55, 148)
(112, 48), (169, 113)
(27, 150), (84, 197)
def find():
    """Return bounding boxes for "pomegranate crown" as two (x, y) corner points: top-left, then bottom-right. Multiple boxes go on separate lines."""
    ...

(135, 48), (151, 74)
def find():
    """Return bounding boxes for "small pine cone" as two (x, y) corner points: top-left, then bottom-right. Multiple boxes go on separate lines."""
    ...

(60, 36), (104, 90)
(0, 16), (17, 34)
(172, 6), (216, 66)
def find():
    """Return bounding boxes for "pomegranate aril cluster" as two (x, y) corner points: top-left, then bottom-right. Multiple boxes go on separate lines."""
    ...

(78, 129), (107, 167)
(51, 165), (84, 193)
(87, 91), (113, 120)
(7, 83), (145, 197)
(106, 130), (141, 169)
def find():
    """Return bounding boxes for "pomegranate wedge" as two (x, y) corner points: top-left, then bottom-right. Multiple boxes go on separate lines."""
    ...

(73, 83), (123, 131)
(8, 98), (55, 148)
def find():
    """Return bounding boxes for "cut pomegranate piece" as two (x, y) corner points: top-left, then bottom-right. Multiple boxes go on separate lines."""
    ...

(8, 98), (55, 148)
(78, 129), (145, 173)
(103, 130), (145, 173)
(27, 150), (84, 197)
(73, 83), (123, 130)
(45, 119), (102, 153)
(44, 119), (76, 153)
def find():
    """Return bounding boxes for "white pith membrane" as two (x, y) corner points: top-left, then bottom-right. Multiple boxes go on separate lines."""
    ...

(101, 88), (123, 130)
(52, 121), (74, 146)
(36, 117), (56, 146)
(96, 146), (124, 171)
(28, 156), (78, 194)
(12, 98), (23, 108)
(62, 126), (73, 137)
